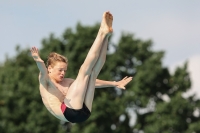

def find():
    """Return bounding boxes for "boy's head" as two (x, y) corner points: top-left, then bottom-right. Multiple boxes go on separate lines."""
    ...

(47, 52), (68, 82)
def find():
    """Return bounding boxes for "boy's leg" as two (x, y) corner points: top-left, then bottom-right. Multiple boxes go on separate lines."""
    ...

(64, 12), (113, 109)
(83, 36), (109, 111)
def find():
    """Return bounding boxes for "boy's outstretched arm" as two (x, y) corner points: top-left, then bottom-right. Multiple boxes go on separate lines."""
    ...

(95, 76), (133, 89)
(30, 47), (48, 82)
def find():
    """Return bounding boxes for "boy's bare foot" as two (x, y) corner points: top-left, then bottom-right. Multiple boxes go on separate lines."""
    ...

(100, 11), (113, 35)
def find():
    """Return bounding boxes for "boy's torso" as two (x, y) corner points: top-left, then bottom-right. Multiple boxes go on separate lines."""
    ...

(39, 77), (73, 121)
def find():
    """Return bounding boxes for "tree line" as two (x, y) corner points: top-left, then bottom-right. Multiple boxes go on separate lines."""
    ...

(0, 23), (200, 133)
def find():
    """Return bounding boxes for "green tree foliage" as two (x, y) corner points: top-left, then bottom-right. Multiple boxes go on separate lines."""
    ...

(1, 23), (200, 133)
(135, 64), (200, 133)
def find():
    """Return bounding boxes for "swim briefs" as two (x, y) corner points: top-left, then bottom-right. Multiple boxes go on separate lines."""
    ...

(61, 102), (91, 123)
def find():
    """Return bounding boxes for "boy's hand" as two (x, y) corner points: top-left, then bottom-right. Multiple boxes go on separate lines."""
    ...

(30, 47), (44, 62)
(116, 76), (133, 90)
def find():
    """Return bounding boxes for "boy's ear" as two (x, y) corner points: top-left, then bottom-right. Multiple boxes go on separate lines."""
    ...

(48, 65), (52, 73)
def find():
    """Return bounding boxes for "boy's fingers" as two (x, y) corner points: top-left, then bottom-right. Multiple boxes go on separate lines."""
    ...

(123, 76), (128, 80)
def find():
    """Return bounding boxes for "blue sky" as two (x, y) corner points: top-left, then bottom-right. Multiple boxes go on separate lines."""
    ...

(1, 0), (200, 97)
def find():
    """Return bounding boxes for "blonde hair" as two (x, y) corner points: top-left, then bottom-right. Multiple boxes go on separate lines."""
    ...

(46, 52), (68, 67)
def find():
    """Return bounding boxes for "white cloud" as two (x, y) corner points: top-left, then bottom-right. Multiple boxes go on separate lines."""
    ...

(169, 55), (200, 98)
(187, 55), (200, 98)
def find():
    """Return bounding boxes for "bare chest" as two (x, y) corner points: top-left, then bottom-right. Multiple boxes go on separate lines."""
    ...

(49, 82), (68, 100)
(40, 82), (69, 103)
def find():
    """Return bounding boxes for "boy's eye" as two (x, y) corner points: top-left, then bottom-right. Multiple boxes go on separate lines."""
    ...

(58, 69), (66, 72)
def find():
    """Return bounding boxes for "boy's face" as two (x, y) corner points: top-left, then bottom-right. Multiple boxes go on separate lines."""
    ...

(48, 61), (68, 82)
